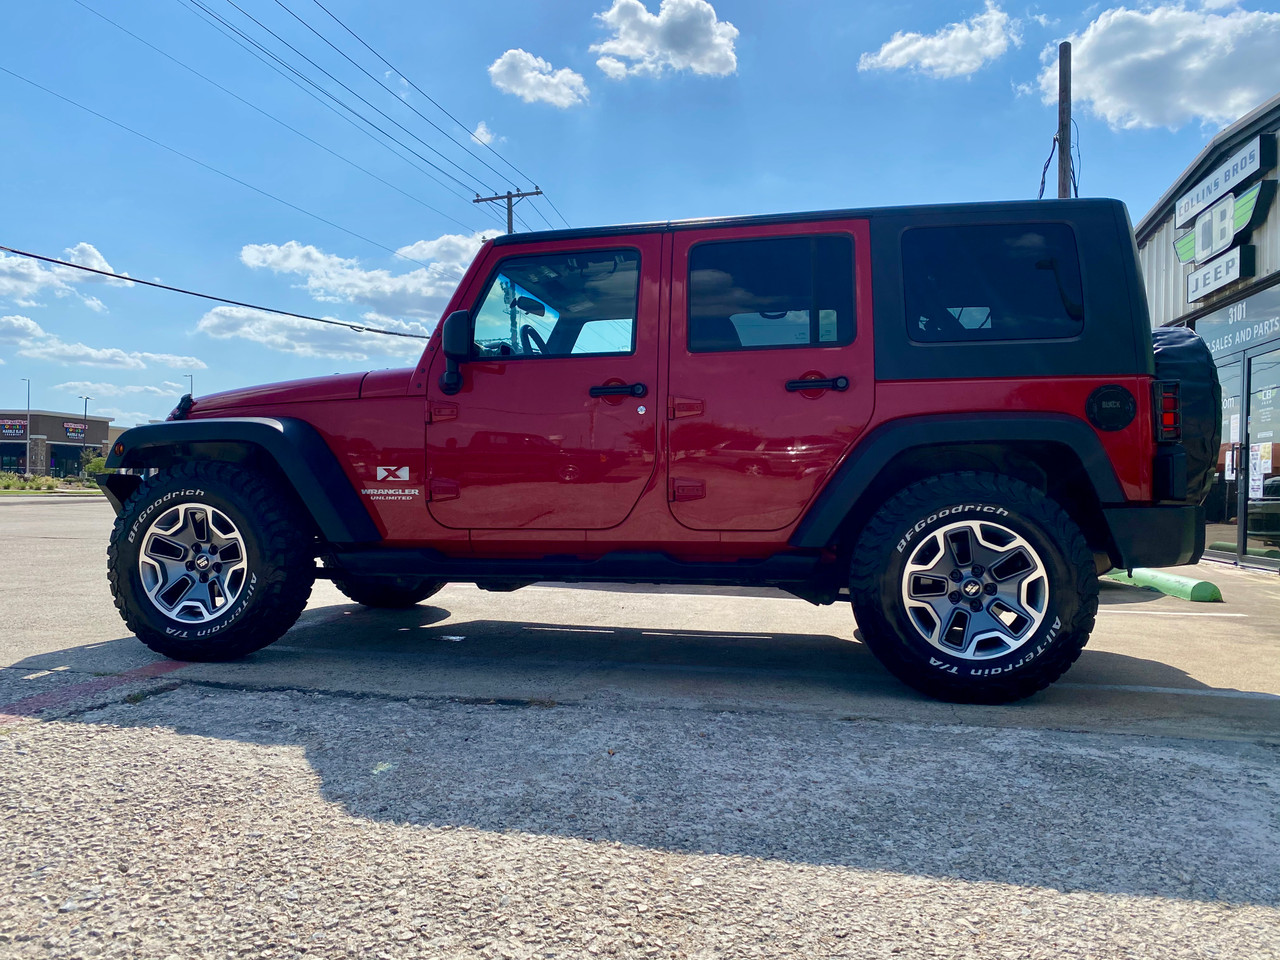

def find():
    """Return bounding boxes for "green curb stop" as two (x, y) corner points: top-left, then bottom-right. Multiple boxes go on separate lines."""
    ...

(1103, 568), (1222, 602)
(1208, 540), (1280, 559)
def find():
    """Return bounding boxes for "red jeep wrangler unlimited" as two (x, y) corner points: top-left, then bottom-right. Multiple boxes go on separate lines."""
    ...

(101, 199), (1219, 703)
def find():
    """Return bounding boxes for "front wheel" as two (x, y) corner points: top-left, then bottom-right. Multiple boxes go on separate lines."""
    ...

(107, 462), (315, 661)
(850, 472), (1098, 704)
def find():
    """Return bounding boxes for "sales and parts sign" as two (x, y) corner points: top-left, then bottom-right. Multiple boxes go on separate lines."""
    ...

(1173, 134), (1276, 303)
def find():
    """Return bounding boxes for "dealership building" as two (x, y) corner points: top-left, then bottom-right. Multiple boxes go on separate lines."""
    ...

(0, 410), (113, 476)
(1136, 92), (1280, 570)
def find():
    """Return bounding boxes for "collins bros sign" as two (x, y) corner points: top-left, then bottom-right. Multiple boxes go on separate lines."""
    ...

(1173, 135), (1276, 303)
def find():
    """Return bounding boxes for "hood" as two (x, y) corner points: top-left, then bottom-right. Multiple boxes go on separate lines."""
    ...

(190, 372), (368, 415)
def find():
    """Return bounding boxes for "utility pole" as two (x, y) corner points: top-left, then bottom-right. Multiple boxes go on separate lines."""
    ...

(20, 377), (30, 474)
(1058, 41), (1072, 199)
(474, 187), (543, 234)
(79, 395), (92, 475)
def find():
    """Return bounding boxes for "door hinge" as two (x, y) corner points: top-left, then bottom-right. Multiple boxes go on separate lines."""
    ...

(669, 477), (706, 502)
(428, 401), (458, 424)
(667, 397), (704, 420)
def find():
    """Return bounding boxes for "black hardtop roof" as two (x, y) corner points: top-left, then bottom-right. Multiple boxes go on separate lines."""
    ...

(491, 197), (1127, 246)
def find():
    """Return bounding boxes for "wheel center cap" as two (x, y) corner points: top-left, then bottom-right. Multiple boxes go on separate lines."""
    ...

(961, 578), (983, 598)
(194, 555), (211, 571)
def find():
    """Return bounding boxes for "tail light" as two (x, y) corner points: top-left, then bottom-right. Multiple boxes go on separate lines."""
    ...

(1153, 380), (1181, 441)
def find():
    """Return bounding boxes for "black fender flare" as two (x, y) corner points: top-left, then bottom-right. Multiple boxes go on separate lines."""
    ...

(102, 417), (380, 544)
(790, 413), (1125, 549)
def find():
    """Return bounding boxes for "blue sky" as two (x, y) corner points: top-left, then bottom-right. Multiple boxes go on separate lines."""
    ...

(4, 0), (1280, 424)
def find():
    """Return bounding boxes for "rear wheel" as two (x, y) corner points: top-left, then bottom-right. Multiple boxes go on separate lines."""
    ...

(107, 462), (315, 661)
(850, 472), (1097, 703)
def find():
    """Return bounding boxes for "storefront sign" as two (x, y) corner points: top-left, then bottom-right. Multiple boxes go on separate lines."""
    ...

(1195, 284), (1280, 359)
(63, 421), (87, 441)
(1175, 135), (1275, 228)
(1187, 246), (1254, 302)
(1175, 180), (1274, 266)
(0, 419), (26, 439)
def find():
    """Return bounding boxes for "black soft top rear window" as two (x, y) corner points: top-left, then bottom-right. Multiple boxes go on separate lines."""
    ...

(902, 223), (1084, 343)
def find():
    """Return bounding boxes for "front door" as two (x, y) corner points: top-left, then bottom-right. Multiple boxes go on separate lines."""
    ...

(666, 221), (875, 530)
(426, 237), (661, 530)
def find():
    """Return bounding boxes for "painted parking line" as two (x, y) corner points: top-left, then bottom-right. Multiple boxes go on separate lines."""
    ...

(0, 660), (187, 726)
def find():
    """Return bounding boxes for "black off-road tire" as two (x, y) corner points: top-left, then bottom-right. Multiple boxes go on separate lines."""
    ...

(850, 472), (1098, 704)
(107, 462), (315, 661)
(331, 576), (444, 609)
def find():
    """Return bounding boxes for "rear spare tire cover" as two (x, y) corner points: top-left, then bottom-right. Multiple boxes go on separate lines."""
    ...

(1153, 326), (1222, 503)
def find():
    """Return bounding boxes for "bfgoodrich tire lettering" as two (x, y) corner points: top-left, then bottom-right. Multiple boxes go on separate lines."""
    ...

(107, 462), (315, 661)
(850, 472), (1098, 704)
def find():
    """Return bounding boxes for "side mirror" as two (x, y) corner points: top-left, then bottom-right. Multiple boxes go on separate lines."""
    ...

(439, 310), (470, 395)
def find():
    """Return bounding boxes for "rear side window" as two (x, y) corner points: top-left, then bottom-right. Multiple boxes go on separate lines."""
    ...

(902, 223), (1084, 343)
(688, 235), (855, 352)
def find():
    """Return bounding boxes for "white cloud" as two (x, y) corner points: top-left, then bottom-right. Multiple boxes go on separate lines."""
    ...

(591, 0), (739, 77)
(0, 314), (47, 344)
(93, 406), (158, 426)
(1037, 4), (1280, 129)
(239, 233), (492, 319)
(0, 313), (206, 370)
(196, 306), (429, 363)
(0, 242), (131, 312)
(53, 380), (184, 398)
(859, 2), (1021, 79)
(137, 352), (206, 369)
(384, 70), (410, 100)
(597, 56), (629, 80)
(471, 121), (495, 145)
(59, 242), (133, 286)
(203, 231), (499, 359)
(489, 49), (589, 107)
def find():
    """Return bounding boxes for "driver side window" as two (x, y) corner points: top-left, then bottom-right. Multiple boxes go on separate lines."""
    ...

(471, 249), (640, 358)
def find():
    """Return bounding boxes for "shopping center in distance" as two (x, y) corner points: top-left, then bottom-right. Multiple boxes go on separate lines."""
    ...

(0, 409), (113, 476)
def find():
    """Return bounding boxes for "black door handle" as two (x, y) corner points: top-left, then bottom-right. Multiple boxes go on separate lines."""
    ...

(590, 382), (648, 398)
(785, 376), (849, 392)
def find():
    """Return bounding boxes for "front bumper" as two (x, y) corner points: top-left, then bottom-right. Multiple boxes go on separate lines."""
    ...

(1103, 504), (1204, 570)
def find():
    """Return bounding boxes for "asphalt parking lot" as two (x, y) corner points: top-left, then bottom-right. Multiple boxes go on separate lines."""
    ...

(2, 496), (1279, 959)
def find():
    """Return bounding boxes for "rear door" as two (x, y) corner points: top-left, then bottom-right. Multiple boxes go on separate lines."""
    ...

(666, 220), (874, 530)
(426, 236), (660, 530)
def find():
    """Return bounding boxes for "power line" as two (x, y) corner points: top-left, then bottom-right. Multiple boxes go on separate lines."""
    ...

(213, 0), (487, 197)
(542, 194), (572, 229)
(0, 244), (431, 340)
(174, 0), (506, 232)
(70, 0), (482, 235)
(0, 64), (437, 269)
(270, 0), (505, 191)
(301, 0), (572, 229)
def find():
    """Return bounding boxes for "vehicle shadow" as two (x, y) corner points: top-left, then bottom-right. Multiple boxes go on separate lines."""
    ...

(5, 604), (1279, 907)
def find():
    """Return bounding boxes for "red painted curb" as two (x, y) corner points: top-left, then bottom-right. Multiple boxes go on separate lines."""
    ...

(0, 660), (188, 725)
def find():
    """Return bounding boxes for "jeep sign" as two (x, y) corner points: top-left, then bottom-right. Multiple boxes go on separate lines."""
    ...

(1175, 135), (1274, 229)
